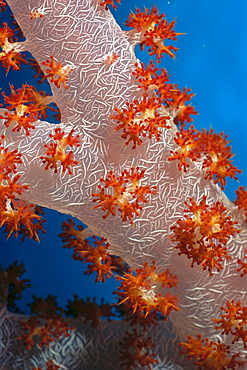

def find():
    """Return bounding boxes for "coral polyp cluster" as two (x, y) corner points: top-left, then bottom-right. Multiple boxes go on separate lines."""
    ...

(0, 84), (57, 134)
(168, 127), (242, 189)
(171, 196), (240, 274)
(0, 134), (45, 240)
(126, 5), (184, 61)
(40, 128), (80, 174)
(111, 95), (171, 148)
(115, 261), (179, 318)
(92, 167), (156, 223)
(180, 335), (245, 369)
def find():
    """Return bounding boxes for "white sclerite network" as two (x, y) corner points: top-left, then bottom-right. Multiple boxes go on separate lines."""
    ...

(0, 0), (247, 368)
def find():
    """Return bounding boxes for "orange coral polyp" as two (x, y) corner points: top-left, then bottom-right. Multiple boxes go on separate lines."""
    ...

(119, 329), (158, 369)
(168, 125), (200, 171)
(0, 22), (13, 45)
(164, 87), (198, 125)
(115, 261), (179, 318)
(213, 300), (247, 350)
(59, 221), (114, 283)
(24, 86), (58, 120)
(0, 49), (27, 72)
(0, 138), (22, 175)
(42, 55), (73, 89)
(125, 6), (164, 34)
(40, 128), (80, 174)
(0, 199), (42, 239)
(198, 129), (242, 189)
(143, 19), (181, 61)
(171, 196), (240, 275)
(132, 65), (197, 126)
(0, 174), (28, 200)
(92, 167), (156, 224)
(169, 126), (241, 189)
(132, 60), (160, 90)
(235, 186), (247, 223)
(73, 236), (115, 282)
(111, 94), (170, 148)
(1, 84), (58, 132)
(126, 6), (183, 63)
(180, 334), (244, 369)
(59, 218), (90, 251)
(1, 85), (42, 135)
(18, 313), (73, 350)
(237, 256), (247, 277)
(0, 23), (27, 72)
(100, 0), (121, 11)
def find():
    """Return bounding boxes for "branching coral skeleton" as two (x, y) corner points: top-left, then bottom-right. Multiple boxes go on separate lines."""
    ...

(0, 0), (247, 369)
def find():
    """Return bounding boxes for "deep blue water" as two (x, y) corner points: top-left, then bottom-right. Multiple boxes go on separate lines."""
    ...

(0, 0), (246, 314)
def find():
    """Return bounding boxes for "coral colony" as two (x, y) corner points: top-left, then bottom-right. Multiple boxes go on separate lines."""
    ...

(0, 0), (247, 369)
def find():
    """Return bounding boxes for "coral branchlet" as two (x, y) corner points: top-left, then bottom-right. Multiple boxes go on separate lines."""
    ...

(72, 236), (116, 283)
(59, 218), (90, 250)
(59, 219), (115, 282)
